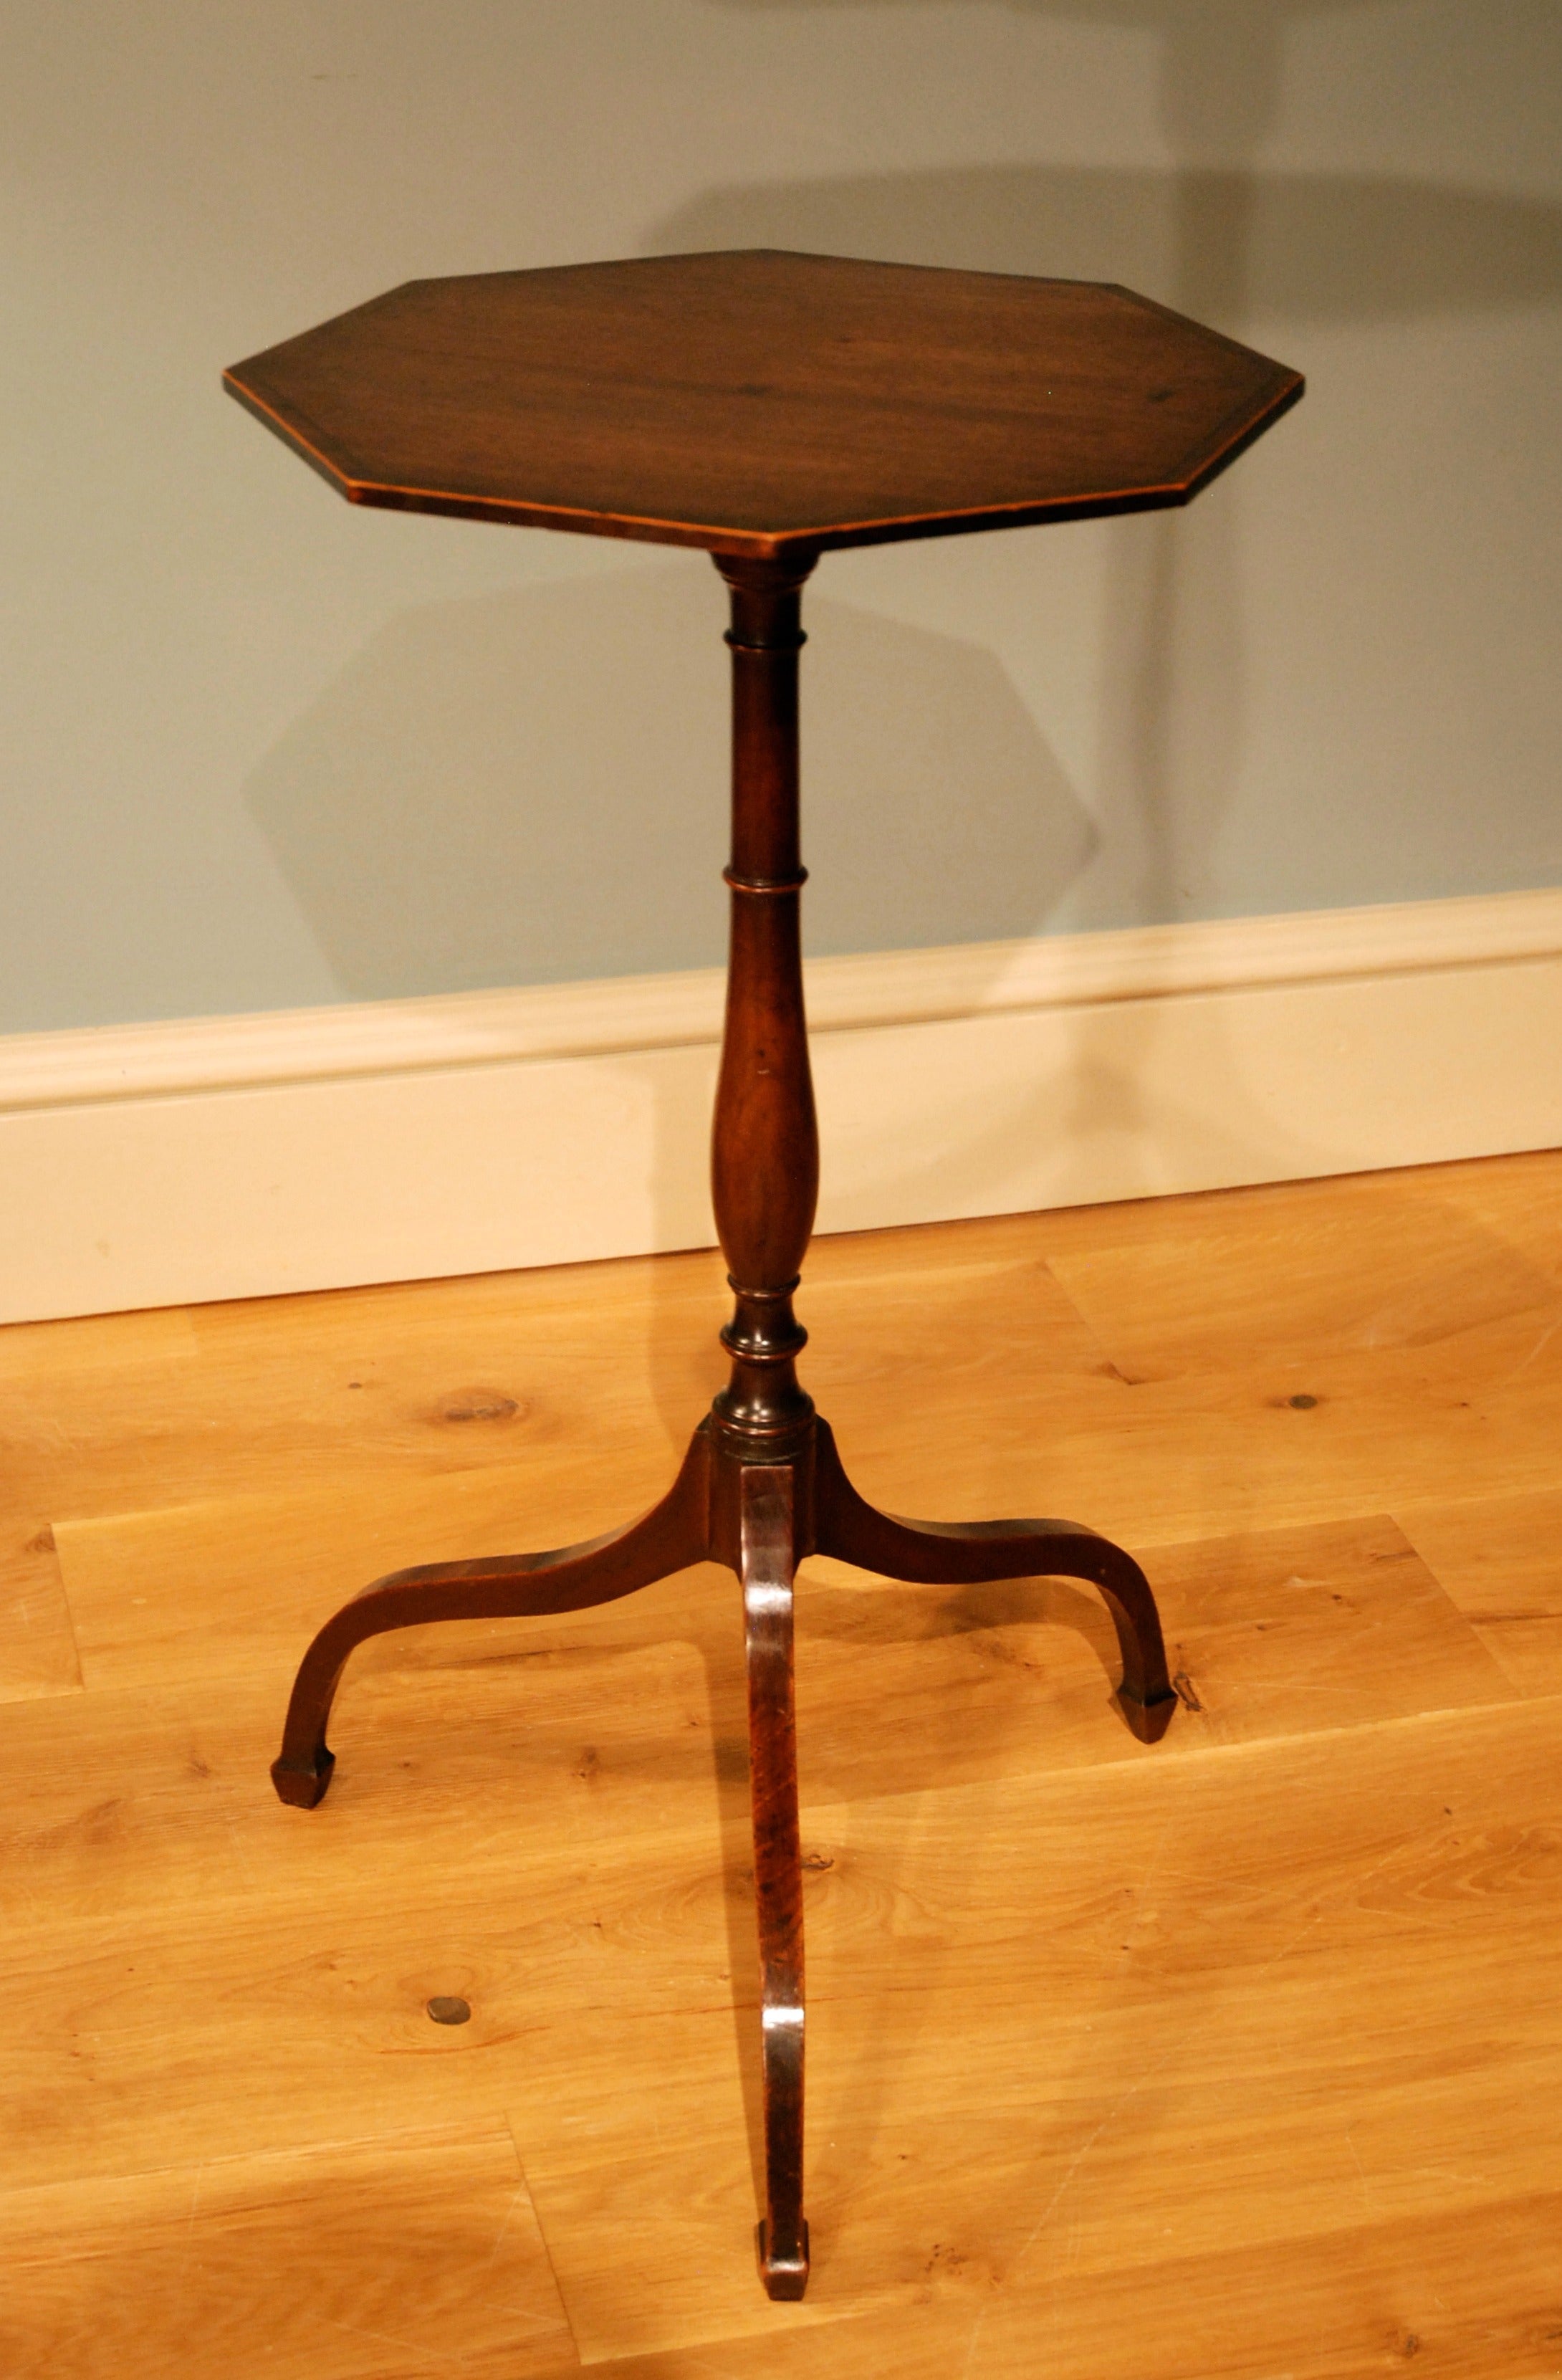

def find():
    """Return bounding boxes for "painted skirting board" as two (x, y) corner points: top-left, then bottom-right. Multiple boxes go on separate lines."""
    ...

(4, 889), (1561, 1324)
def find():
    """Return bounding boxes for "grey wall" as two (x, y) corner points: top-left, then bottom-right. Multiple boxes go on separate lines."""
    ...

(4, 1), (1559, 1032)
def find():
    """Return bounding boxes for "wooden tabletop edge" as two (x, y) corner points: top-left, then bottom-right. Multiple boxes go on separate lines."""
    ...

(221, 372), (356, 504)
(220, 354), (1306, 557)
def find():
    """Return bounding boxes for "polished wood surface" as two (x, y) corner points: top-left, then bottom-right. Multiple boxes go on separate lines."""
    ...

(223, 251), (1302, 557)
(709, 555), (818, 1443)
(4, 1147), (1562, 2373)
(742, 1464), (809, 2298)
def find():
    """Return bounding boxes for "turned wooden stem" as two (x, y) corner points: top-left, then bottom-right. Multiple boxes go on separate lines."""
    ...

(711, 554), (820, 1447)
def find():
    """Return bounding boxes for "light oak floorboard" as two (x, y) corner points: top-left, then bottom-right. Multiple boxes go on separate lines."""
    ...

(1039, 1170), (1560, 1382)
(52, 1488), (1510, 1754)
(0, 2122), (579, 2380)
(491, 1698), (1562, 2358)
(0, 1519), (82, 1702)
(588, 2192), (1562, 2380)
(4, 1148), (1561, 2375)
(1394, 1485), (1562, 1696)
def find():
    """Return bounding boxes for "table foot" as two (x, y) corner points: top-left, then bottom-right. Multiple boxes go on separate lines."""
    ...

(758, 2219), (811, 2301)
(812, 1418), (1177, 1736)
(269, 1429), (711, 1805)
(1117, 1684), (1179, 1744)
(272, 1745), (335, 1807)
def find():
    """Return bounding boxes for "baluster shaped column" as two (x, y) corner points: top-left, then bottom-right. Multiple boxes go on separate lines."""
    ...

(710, 553), (820, 1451)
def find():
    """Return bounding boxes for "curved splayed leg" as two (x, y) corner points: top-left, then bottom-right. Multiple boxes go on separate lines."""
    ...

(740, 1463), (810, 2300)
(271, 1428), (712, 1807)
(812, 1419), (1177, 1743)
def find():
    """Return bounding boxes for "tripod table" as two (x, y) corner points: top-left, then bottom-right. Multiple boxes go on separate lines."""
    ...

(225, 249), (1302, 2300)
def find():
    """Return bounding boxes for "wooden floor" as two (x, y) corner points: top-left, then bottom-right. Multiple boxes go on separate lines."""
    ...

(4, 1150), (1562, 2378)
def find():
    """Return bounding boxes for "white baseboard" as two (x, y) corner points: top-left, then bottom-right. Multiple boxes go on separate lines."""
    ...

(4, 889), (1561, 1324)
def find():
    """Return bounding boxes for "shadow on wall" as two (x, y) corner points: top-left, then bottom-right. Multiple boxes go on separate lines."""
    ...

(605, 1), (1562, 1255)
(232, 1), (1543, 1362)
(249, 0), (1562, 1002)
(649, 166), (1562, 932)
(651, 166), (1562, 333)
(245, 563), (1096, 1000)
(677, 0), (1562, 927)
(696, 1), (1562, 328)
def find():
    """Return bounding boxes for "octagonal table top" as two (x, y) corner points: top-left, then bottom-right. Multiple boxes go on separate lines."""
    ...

(224, 249), (1302, 561)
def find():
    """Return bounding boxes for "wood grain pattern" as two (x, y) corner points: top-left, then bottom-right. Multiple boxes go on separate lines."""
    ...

(0, 1519), (81, 1702)
(6, 1150), (1562, 2372)
(0, 2123), (577, 2379)
(224, 251), (1302, 558)
(1395, 1486), (1562, 1696)
(485, 1696), (1562, 2359)
(585, 2192), (1562, 2380)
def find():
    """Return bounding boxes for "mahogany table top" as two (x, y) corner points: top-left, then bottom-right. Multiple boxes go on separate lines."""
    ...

(224, 249), (1301, 562)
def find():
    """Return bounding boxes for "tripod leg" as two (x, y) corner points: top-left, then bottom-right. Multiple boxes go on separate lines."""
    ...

(813, 1420), (1177, 1743)
(741, 1463), (810, 2300)
(272, 1428), (711, 1807)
